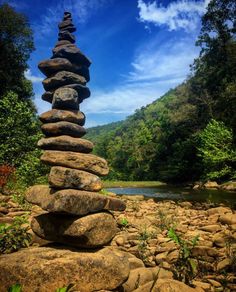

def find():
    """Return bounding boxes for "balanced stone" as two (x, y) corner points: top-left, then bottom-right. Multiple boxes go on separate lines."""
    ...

(43, 71), (86, 91)
(38, 136), (93, 153)
(0, 246), (130, 292)
(41, 150), (109, 176)
(26, 185), (126, 215)
(55, 40), (71, 47)
(39, 109), (85, 125)
(41, 121), (86, 138)
(58, 31), (75, 43)
(41, 84), (90, 103)
(32, 212), (117, 248)
(49, 166), (102, 191)
(52, 45), (91, 67)
(38, 58), (90, 80)
(52, 87), (79, 110)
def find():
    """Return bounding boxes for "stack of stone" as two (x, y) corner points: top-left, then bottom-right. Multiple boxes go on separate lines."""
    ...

(26, 11), (126, 249)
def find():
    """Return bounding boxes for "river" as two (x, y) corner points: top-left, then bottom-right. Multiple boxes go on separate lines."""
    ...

(106, 185), (236, 207)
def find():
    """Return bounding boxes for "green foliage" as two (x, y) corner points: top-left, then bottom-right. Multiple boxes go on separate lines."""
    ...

(0, 3), (34, 100)
(168, 227), (199, 284)
(55, 284), (75, 292)
(0, 91), (48, 187)
(0, 216), (32, 254)
(119, 217), (129, 229)
(86, 0), (236, 183)
(11, 191), (32, 211)
(196, 119), (236, 181)
(8, 284), (21, 292)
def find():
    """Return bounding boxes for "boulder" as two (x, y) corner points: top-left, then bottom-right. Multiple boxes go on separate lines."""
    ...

(219, 214), (236, 225)
(26, 185), (126, 215)
(38, 58), (90, 80)
(41, 122), (86, 138)
(38, 136), (93, 153)
(0, 246), (130, 292)
(122, 267), (154, 292)
(52, 87), (80, 110)
(41, 150), (109, 176)
(39, 109), (85, 125)
(203, 181), (219, 189)
(152, 279), (201, 292)
(43, 71), (86, 91)
(49, 166), (102, 191)
(52, 44), (91, 67)
(32, 212), (117, 247)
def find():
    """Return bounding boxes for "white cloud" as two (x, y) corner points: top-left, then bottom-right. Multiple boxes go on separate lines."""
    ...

(138, 0), (210, 32)
(82, 36), (199, 119)
(34, 0), (110, 37)
(25, 69), (43, 83)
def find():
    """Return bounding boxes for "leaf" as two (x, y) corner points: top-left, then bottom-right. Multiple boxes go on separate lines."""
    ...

(8, 283), (22, 292)
(167, 227), (180, 245)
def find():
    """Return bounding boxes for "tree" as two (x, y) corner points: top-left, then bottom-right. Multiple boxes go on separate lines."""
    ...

(0, 3), (35, 100)
(190, 0), (236, 132)
(0, 91), (41, 166)
(196, 119), (236, 181)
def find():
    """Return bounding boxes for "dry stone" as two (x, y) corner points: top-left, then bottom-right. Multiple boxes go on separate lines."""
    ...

(41, 121), (86, 137)
(43, 70), (86, 91)
(38, 58), (89, 80)
(49, 166), (102, 191)
(39, 109), (85, 125)
(52, 87), (80, 110)
(26, 185), (126, 215)
(0, 246), (130, 292)
(41, 150), (109, 176)
(38, 136), (93, 153)
(52, 44), (91, 67)
(32, 212), (117, 247)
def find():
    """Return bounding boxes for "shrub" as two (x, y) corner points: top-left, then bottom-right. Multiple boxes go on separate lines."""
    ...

(0, 216), (32, 254)
(0, 164), (15, 193)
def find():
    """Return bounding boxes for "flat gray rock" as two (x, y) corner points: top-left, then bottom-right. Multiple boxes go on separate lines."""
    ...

(32, 212), (118, 247)
(49, 166), (102, 191)
(43, 71), (86, 91)
(37, 136), (93, 153)
(41, 150), (109, 176)
(26, 185), (126, 215)
(0, 246), (130, 292)
(39, 109), (85, 125)
(41, 121), (86, 138)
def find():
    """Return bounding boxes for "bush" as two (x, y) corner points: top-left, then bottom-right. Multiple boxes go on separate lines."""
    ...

(0, 216), (32, 254)
(196, 119), (236, 181)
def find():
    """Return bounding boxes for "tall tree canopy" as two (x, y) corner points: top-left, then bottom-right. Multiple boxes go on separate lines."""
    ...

(190, 0), (236, 132)
(0, 3), (34, 100)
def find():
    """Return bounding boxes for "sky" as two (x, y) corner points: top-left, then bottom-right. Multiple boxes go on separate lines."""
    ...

(1, 0), (210, 127)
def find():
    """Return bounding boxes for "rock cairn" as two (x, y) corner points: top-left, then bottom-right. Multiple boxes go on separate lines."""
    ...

(26, 11), (126, 249)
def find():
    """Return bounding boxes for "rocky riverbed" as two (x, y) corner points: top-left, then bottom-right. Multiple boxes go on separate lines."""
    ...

(0, 192), (236, 291)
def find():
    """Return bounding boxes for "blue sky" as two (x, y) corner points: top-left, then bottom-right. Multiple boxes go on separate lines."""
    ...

(2, 0), (210, 127)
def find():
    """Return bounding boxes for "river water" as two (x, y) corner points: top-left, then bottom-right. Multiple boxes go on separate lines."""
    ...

(106, 185), (236, 207)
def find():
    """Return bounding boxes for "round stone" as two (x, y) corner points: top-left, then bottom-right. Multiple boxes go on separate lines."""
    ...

(52, 87), (79, 110)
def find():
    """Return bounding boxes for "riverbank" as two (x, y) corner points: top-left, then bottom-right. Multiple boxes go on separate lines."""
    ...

(103, 180), (236, 192)
(103, 181), (165, 188)
(0, 191), (236, 291)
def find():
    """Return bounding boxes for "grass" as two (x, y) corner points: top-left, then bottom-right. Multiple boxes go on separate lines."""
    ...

(103, 181), (166, 188)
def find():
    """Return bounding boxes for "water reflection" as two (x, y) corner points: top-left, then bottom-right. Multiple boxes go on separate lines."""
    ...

(106, 185), (236, 206)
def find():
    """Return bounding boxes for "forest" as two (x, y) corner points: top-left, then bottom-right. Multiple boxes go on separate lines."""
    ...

(86, 0), (236, 183)
(0, 0), (235, 191)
